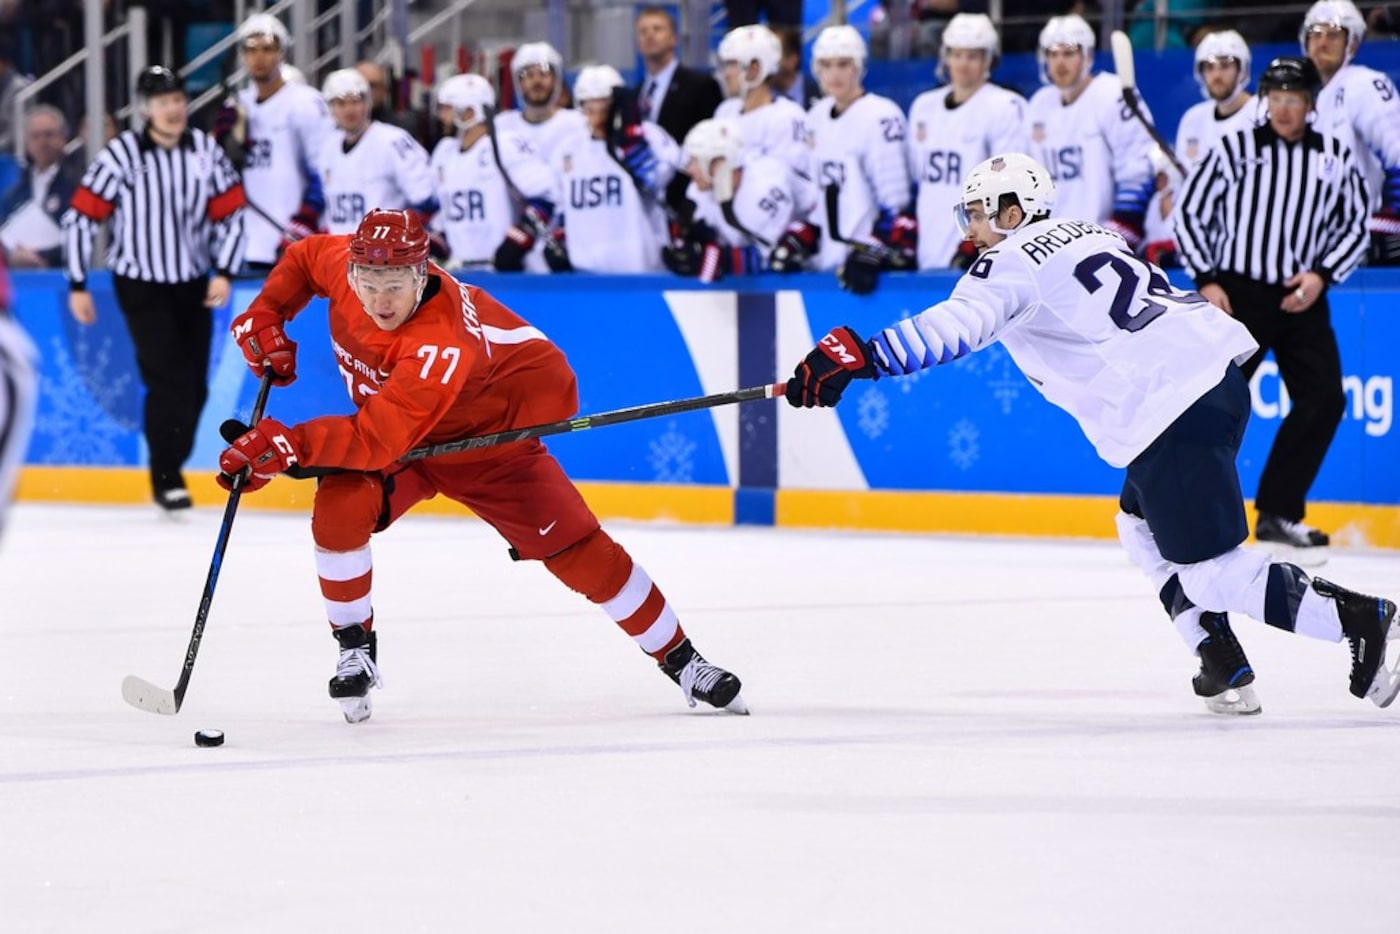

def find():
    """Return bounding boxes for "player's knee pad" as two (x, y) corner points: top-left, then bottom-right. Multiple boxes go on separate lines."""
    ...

(1176, 546), (1271, 617)
(1115, 510), (1177, 592)
(312, 473), (386, 552)
(543, 528), (633, 604)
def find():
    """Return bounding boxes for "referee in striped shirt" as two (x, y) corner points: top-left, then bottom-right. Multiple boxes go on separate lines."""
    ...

(1175, 55), (1369, 564)
(63, 66), (247, 514)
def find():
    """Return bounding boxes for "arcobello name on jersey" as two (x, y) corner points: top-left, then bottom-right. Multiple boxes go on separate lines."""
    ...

(1018, 220), (1117, 267)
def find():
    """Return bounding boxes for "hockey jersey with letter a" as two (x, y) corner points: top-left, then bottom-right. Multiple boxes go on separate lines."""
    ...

(242, 235), (574, 470)
(875, 220), (1258, 466)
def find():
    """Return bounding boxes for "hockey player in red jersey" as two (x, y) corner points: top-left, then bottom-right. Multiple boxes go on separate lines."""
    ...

(219, 208), (746, 722)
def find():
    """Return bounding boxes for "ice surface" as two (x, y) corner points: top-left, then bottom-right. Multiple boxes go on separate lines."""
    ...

(2, 503), (1398, 933)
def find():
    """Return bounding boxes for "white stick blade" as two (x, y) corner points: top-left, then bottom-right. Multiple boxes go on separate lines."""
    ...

(122, 676), (179, 715)
(1110, 30), (1136, 89)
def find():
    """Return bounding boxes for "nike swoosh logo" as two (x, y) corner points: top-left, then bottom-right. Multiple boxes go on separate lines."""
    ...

(538, 521), (557, 535)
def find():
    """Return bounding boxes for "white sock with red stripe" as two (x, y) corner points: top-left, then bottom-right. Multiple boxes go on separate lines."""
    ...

(600, 561), (686, 661)
(316, 545), (374, 629)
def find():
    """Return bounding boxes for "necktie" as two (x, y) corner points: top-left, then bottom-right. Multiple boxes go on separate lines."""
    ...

(641, 79), (656, 119)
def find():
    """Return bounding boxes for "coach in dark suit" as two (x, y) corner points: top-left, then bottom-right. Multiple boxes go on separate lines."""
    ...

(635, 5), (724, 217)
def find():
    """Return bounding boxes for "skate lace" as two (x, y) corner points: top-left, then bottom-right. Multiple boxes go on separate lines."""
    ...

(337, 647), (383, 689)
(1277, 517), (1320, 539)
(678, 656), (724, 709)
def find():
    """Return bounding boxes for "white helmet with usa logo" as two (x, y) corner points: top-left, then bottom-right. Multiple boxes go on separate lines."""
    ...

(956, 152), (1055, 236)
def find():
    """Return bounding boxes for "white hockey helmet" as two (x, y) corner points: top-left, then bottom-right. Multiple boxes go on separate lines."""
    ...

(1038, 14), (1096, 84)
(956, 152), (1055, 236)
(1194, 30), (1251, 97)
(437, 73), (496, 130)
(811, 25), (868, 77)
(938, 13), (1000, 81)
(718, 25), (782, 91)
(684, 118), (744, 179)
(573, 64), (625, 104)
(513, 42), (564, 77)
(322, 67), (371, 102)
(238, 13), (289, 50)
(1300, 0), (1366, 62)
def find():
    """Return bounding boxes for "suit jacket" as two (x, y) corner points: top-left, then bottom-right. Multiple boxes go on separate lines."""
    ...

(0, 162), (80, 267)
(640, 64), (724, 220)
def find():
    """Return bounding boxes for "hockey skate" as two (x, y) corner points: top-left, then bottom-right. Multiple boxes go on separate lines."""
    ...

(328, 624), (382, 723)
(1312, 578), (1400, 708)
(1255, 513), (1329, 567)
(660, 638), (748, 714)
(1193, 613), (1261, 715)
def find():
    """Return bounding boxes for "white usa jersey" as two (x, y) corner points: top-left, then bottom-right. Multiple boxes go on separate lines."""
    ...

(807, 93), (912, 271)
(1027, 74), (1156, 226)
(237, 81), (335, 264)
(553, 125), (678, 272)
(874, 219), (1258, 466)
(1313, 63), (1400, 213)
(493, 108), (589, 164)
(715, 96), (813, 199)
(318, 121), (438, 233)
(431, 131), (557, 267)
(1174, 98), (1260, 169)
(688, 155), (809, 252)
(907, 82), (1029, 268)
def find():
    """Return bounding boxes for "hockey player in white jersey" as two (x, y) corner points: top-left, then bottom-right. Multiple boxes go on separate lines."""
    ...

(662, 118), (810, 281)
(776, 25), (911, 295)
(714, 26), (813, 200)
(906, 12), (1028, 269)
(1144, 30), (1258, 267)
(1027, 14), (1157, 251)
(317, 68), (440, 236)
(216, 13), (334, 269)
(429, 73), (560, 271)
(785, 152), (1400, 716)
(493, 42), (589, 165)
(1301, 0), (1400, 264)
(549, 65), (680, 273)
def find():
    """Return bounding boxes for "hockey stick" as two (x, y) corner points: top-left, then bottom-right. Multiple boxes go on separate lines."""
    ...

(824, 184), (916, 270)
(1110, 30), (1188, 178)
(719, 197), (771, 248)
(403, 381), (788, 462)
(121, 371), (276, 715)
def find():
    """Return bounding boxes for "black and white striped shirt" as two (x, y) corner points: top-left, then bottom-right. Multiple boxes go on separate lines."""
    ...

(1174, 124), (1369, 287)
(63, 127), (246, 287)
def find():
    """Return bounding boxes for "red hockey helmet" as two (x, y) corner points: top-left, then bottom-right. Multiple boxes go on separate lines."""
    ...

(349, 209), (430, 267)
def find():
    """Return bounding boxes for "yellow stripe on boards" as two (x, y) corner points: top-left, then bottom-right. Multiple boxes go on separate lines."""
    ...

(15, 468), (1400, 549)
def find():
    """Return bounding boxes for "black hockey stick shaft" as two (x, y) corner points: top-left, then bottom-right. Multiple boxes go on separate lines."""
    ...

(121, 371), (275, 714)
(404, 381), (788, 462)
(720, 198), (771, 248)
(1110, 30), (1188, 178)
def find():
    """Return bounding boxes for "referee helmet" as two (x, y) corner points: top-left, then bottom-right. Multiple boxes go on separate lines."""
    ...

(1258, 56), (1322, 98)
(136, 65), (184, 98)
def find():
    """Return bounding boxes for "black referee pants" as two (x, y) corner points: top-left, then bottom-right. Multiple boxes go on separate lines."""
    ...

(112, 275), (213, 498)
(1217, 272), (1345, 523)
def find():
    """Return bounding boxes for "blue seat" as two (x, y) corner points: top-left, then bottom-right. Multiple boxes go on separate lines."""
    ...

(183, 22), (235, 97)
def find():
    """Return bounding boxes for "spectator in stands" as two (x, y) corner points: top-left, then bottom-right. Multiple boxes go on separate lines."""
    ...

(0, 37), (34, 153)
(63, 111), (118, 180)
(354, 60), (422, 141)
(634, 5), (724, 217)
(0, 105), (79, 269)
(773, 26), (821, 110)
(724, 0), (802, 30)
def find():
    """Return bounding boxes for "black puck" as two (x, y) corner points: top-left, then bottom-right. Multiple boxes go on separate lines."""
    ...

(194, 729), (225, 747)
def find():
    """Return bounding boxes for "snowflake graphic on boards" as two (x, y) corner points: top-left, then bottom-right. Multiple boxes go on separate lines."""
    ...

(950, 342), (1023, 414)
(856, 383), (889, 439)
(648, 423), (697, 482)
(948, 418), (980, 471)
(33, 334), (133, 464)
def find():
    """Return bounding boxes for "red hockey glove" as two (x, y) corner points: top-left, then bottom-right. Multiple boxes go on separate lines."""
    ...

(231, 308), (298, 386)
(217, 418), (301, 492)
(278, 206), (319, 256)
(768, 222), (820, 273)
(1369, 209), (1400, 266)
(785, 325), (878, 408)
(1105, 211), (1145, 251)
